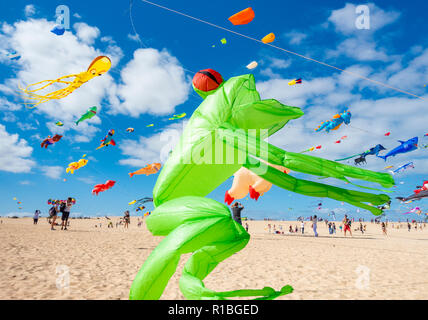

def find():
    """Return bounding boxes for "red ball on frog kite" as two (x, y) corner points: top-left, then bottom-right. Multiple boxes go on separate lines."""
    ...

(192, 69), (223, 95)
(41, 134), (62, 148)
(92, 180), (116, 195)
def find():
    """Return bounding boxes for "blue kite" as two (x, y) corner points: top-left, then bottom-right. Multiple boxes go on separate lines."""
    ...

(315, 110), (351, 133)
(377, 137), (418, 161)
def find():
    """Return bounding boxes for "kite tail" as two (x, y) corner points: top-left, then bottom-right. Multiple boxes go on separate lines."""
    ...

(377, 155), (387, 161)
(129, 196), (292, 300)
(129, 172), (135, 178)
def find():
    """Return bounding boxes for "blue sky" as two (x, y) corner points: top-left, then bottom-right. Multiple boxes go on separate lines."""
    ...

(0, 0), (427, 221)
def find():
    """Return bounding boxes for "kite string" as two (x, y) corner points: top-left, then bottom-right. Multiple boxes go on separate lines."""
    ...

(138, 0), (425, 101)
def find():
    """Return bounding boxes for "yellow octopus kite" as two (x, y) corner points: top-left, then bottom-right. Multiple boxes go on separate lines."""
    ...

(19, 56), (111, 108)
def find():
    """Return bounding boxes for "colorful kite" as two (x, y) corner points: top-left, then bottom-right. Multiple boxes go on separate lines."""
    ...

(390, 162), (414, 175)
(261, 33), (275, 44)
(55, 121), (64, 126)
(129, 163), (162, 177)
(315, 110), (351, 133)
(246, 61), (258, 70)
(335, 144), (386, 162)
(300, 145), (322, 153)
(92, 180), (116, 195)
(76, 106), (97, 125)
(129, 69), (393, 301)
(66, 155), (88, 174)
(288, 78), (302, 86)
(96, 129), (116, 150)
(19, 56), (111, 109)
(403, 207), (422, 215)
(6, 51), (21, 60)
(146, 124), (154, 127)
(377, 137), (418, 161)
(385, 132), (391, 136)
(41, 134), (62, 148)
(126, 128), (134, 133)
(50, 25), (65, 35)
(168, 113), (186, 120)
(225, 166), (290, 204)
(228, 7), (255, 25)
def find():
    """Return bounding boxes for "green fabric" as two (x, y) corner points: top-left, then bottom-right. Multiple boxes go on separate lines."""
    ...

(131, 73), (395, 300)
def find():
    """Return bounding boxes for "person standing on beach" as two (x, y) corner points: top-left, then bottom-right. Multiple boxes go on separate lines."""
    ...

(342, 215), (352, 237)
(245, 223), (249, 232)
(301, 221), (305, 234)
(231, 202), (244, 225)
(312, 215), (318, 237)
(381, 222), (387, 235)
(61, 198), (74, 231)
(407, 222), (411, 232)
(33, 210), (41, 225)
(124, 210), (130, 228)
(50, 203), (59, 230)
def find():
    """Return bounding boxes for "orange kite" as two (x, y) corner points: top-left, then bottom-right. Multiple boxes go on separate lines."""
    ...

(228, 7), (255, 25)
(129, 163), (162, 178)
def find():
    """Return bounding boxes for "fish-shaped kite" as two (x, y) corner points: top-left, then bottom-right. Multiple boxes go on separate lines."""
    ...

(288, 78), (302, 86)
(377, 137), (418, 161)
(41, 134), (62, 148)
(228, 7), (255, 25)
(129, 163), (162, 178)
(168, 113), (186, 120)
(76, 106), (97, 125)
(397, 189), (428, 202)
(96, 129), (116, 150)
(66, 155), (88, 174)
(19, 56), (111, 109)
(92, 180), (116, 195)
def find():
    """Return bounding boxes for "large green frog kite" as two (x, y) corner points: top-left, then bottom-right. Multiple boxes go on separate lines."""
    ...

(129, 69), (394, 300)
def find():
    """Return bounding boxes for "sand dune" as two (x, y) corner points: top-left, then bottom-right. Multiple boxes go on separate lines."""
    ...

(0, 217), (427, 300)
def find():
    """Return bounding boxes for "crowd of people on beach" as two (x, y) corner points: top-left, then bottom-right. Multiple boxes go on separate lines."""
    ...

(264, 214), (427, 238)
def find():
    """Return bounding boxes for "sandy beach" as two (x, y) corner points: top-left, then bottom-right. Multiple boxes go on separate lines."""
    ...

(0, 217), (427, 300)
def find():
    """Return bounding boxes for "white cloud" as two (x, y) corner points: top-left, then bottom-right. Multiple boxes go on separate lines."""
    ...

(19, 180), (31, 185)
(327, 3), (400, 35)
(77, 176), (96, 184)
(119, 122), (185, 167)
(0, 124), (35, 173)
(40, 165), (63, 179)
(0, 18), (122, 141)
(284, 31), (307, 45)
(113, 48), (190, 117)
(73, 22), (100, 45)
(73, 13), (82, 19)
(24, 5), (36, 17)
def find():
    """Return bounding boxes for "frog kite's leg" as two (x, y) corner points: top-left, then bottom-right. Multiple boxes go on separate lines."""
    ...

(129, 197), (292, 300)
